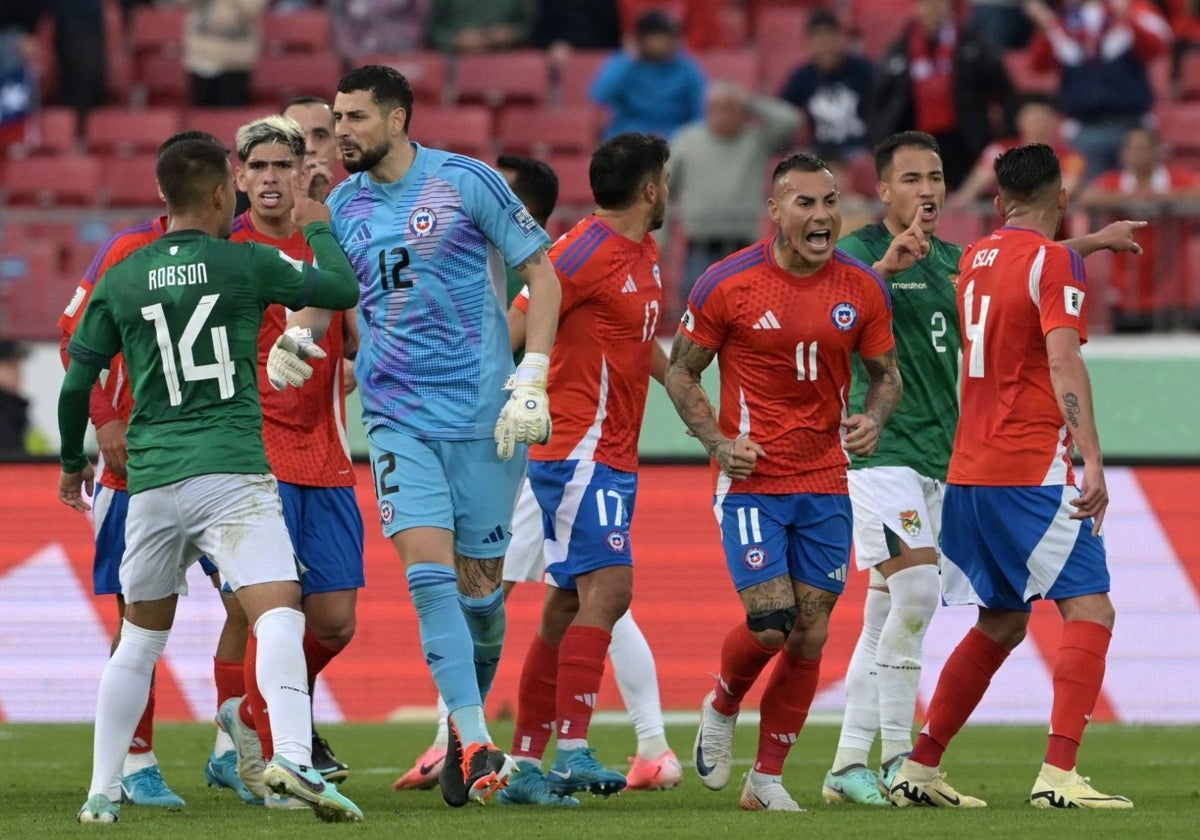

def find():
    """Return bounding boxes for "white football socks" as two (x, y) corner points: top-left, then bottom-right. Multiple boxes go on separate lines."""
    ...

(433, 694), (449, 749)
(832, 586), (890, 771)
(253, 606), (311, 767)
(876, 564), (939, 763)
(91, 620), (169, 800)
(608, 611), (668, 756)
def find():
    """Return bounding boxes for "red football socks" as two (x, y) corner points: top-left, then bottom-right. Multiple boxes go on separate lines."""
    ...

(214, 656), (245, 708)
(511, 632), (559, 760)
(303, 628), (340, 682)
(556, 625), (611, 743)
(755, 653), (820, 775)
(129, 681), (155, 753)
(712, 622), (778, 717)
(241, 631), (275, 760)
(911, 627), (1009, 767)
(1046, 620), (1111, 770)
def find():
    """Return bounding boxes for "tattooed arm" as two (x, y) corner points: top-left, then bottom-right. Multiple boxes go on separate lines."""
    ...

(664, 333), (765, 480)
(841, 347), (903, 457)
(512, 248), (561, 359)
(1046, 326), (1107, 533)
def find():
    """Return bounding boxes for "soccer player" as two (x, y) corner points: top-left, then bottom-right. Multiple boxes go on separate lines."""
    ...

(269, 64), (561, 806)
(214, 115), (363, 803)
(61, 136), (363, 824)
(56, 129), (255, 810)
(496, 133), (675, 807)
(282, 96), (341, 202)
(666, 152), (907, 812)
(887, 143), (1131, 810)
(823, 132), (1149, 806)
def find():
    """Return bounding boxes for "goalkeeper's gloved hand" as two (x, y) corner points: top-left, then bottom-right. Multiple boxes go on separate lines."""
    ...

(494, 353), (551, 460)
(267, 326), (327, 390)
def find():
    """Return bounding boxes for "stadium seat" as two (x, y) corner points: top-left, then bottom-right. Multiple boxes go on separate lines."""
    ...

(137, 53), (189, 106)
(0, 241), (66, 341)
(3, 156), (101, 207)
(455, 51), (550, 107)
(85, 107), (182, 156)
(1157, 102), (1200, 161)
(262, 9), (333, 56)
(129, 4), (187, 58)
(497, 105), (599, 157)
(11, 107), (80, 156)
(186, 107), (276, 150)
(545, 153), (594, 209)
(251, 51), (343, 105)
(358, 52), (448, 105)
(411, 106), (493, 158)
(721, 4), (750, 48)
(850, 0), (909, 60)
(554, 50), (610, 107)
(754, 4), (806, 64)
(1003, 50), (1060, 95)
(1182, 51), (1200, 101)
(698, 49), (763, 92)
(99, 154), (162, 207)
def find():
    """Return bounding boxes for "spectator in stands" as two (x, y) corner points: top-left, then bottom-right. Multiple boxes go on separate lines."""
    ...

(869, 0), (1017, 189)
(970, 0), (1034, 49)
(948, 93), (1086, 208)
(591, 10), (706, 140)
(179, 0), (270, 108)
(618, 0), (726, 51)
(0, 340), (34, 458)
(532, 0), (621, 64)
(779, 9), (873, 165)
(53, 0), (106, 128)
(1080, 127), (1200, 331)
(1167, 0), (1200, 92)
(666, 81), (801, 315)
(1024, 0), (1174, 180)
(0, 3), (44, 150)
(428, 0), (533, 53)
(328, 0), (430, 62)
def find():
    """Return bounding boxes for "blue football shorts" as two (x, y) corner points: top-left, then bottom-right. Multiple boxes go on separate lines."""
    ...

(278, 482), (365, 596)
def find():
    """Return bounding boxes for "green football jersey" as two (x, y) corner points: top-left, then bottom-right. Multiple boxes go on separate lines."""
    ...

(842, 223), (962, 480)
(68, 224), (358, 494)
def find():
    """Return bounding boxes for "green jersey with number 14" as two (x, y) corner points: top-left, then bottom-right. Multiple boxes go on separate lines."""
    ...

(68, 224), (358, 494)
(842, 223), (961, 480)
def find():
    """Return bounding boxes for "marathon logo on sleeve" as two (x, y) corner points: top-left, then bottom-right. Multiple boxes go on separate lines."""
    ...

(510, 206), (540, 236)
(1064, 287), (1084, 316)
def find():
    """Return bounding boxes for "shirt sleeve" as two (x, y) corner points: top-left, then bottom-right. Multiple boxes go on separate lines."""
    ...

(455, 159), (551, 268)
(248, 225), (359, 312)
(681, 268), (730, 351)
(1037, 245), (1089, 344)
(856, 270), (896, 359)
(67, 283), (120, 370)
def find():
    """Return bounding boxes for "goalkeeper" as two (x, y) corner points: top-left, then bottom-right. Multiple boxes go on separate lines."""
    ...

(269, 64), (560, 806)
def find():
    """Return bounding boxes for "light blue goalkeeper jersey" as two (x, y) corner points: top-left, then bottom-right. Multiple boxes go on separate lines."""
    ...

(328, 143), (549, 440)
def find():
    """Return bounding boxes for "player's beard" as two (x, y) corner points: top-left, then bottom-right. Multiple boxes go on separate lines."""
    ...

(342, 140), (390, 174)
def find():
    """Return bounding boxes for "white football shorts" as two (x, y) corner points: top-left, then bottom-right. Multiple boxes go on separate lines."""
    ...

(502, 475), (547, 584)
(848, 465), (943, 571)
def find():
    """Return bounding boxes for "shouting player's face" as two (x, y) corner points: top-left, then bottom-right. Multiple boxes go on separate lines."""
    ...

(768, 167), (842, 276)
(879, 145), (945, 238)
(333, 89), (395, 174)
(237, 142), (298, 226)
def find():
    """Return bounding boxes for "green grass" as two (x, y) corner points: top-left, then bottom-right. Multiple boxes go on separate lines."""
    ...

(4, 722), (1198, 838)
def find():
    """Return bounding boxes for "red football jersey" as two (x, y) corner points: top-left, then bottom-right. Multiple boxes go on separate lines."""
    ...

(58, 216), (167, 491)
(681, 240), (894, 495)
(950, 226), (1089, 487)
(230, 213), (354, 488)
(515, 216), (662, 472)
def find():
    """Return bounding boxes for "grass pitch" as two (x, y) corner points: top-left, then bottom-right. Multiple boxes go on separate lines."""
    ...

(4, 721), (1198, 839)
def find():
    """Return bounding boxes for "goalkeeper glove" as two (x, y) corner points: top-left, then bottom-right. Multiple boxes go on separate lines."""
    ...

(494, 353), (551, 460)
(267, 326), (327, 390)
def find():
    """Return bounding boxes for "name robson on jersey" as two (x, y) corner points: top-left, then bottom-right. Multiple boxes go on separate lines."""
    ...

(148, 262), (209, 290)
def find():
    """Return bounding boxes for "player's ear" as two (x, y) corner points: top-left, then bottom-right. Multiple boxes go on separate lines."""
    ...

(992, 193), (1005, 219)
(766, 196), (780, 224)
(234, 165), (247, 193)
(155, 181), (165, 204)
(875, 179), (888, 204)
(390, 106), (408, 138)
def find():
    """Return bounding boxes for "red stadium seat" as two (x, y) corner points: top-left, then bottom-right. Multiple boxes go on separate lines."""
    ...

(251, 51), (343, 105)
(358, 52), (448, 105)
(0, 241), (67, 341)
(545, 153), (594, 209)
(455, 51), (550, 107)
(1003, 50), (1060, 95)
(721, 4), (750, 49)
(411, 106), (493, 158)
(554, 50), (610, 107)
(137, 53), (190, 106)
(99, 154), (162, 207)
(129, 4), (186, 58)
(1182, 51), (1200, 101)
(13, 107), (81, 156)
(850, 0), (910, 60)
(185, 107), (276, 150)
(755, 5), (806, 65)
(1157, 102), (1200, 161)
(3, 156), (101, 207)
(262, 9), (333, 56)
(497, 105), (599, 157)
(85, 107), (182, 156)
(698, 49), (762, 92)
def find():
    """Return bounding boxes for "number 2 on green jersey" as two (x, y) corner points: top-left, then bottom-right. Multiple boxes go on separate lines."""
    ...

(141, 294), (235, 406)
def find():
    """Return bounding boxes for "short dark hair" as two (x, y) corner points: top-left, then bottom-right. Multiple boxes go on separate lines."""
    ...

(807, 8), (841, 32)
(874, 131), (941, 179)
(994, 142), (1061, 202)
(156, 137), (232, 213)
(772, 151), (829, 183)
(337, 65), (414, 133)
(589, 133), (670, 210)
(496, 154), (559, 228)
(158, 129), (220, 158)
(1018, 91), (1059, 112)
(282, 95), (331, 114)
(635, 10), (677, 37)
